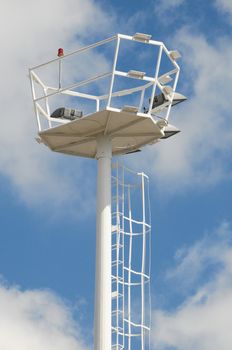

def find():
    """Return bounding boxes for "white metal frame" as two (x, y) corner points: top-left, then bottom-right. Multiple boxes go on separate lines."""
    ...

(112, 163), (151, 350)
(29, 33), (180, 132)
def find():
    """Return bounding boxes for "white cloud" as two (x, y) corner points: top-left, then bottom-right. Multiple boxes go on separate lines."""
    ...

(215, 0), (232, 19)
(155, 0), (185, 12)
(166, 221), (231, 290)
(0, 282), (89, 350)
(153, 0), (185, 20)
(152, 222), (232, 350)
(129, 27), (232, 192)
(0, 0), (114, 209)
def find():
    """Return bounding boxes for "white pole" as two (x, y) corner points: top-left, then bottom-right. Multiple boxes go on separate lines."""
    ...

(128, 186), (132, 350)
(141, 173), (146, 350)
(94, 135), (112, 350)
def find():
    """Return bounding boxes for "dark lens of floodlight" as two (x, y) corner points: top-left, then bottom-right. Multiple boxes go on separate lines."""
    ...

(172, 93), (187, 107)
(51, 107), (83, 120)
(161, 130), (180, 139)
(151, 92), (187, 110)
(125, 149), (141, 155)
(152, 93), (167, 109)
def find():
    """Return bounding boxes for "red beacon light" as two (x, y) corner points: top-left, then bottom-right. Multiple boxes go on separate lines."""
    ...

(57, 48), (64, 57)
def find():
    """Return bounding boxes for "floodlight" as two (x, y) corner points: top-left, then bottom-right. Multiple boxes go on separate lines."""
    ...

(133, 32), (152, 42)
(152, 92), (187, 110)
(51, 107), (83, 120)
(122, 105), (139, 113)
(171, 92), (187, 106)
(127, 70), (145, 79)
(159, 75), (173, 84)
(152, 93), (166, 109)
(161, 124), (180, 139)
(169, 50), (181, 60)
(162, 85), (173, 96)
(125, 149), (141, 154)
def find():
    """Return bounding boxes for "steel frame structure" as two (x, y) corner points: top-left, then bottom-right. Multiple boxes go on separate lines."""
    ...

(29, 33), (180, 133)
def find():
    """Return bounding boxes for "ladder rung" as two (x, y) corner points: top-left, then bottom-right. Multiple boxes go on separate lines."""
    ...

(112, 326), (124, 332)
(112, 260), (123, 267)
(111, 345), (124, 350)
(112, 310), (124, 315)
(111, 291), (118, 299)
(111, 225), (118, 232)
(112, 291), (123, 299)
(112, 230), (123, 236)
(111, 276), (123, 282)
(112, 197), (124, 203)
(112, 243), (123, 250)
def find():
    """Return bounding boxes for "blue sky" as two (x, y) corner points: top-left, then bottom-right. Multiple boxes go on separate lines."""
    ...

(0, 0), (232, 349)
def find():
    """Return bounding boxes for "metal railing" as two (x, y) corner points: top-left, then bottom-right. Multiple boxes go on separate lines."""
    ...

(29, 33), (180, 133)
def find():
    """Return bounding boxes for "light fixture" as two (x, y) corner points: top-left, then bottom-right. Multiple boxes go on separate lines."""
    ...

(152, 92), (187, 110)
(57, 48), (64, 57)
(133, 33), (152, 42)
(162, 85), (173, 95)
(122, 105), (139, 113)
(161, 124), (180, 139)
(127, 70), (146, 79)
(125, 149), (141, 155)
(171, 92), (187, 106)
(51, 107), (83, 120)
(169, 50), (181, 60)
(159, 75), (173, 84)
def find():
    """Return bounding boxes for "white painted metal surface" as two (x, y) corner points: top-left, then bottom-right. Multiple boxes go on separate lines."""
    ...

(95, 136), (112, 350)
(38, 108), (164, 157)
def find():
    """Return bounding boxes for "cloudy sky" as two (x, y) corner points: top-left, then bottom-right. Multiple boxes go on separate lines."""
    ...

(0, 0), (232, 349)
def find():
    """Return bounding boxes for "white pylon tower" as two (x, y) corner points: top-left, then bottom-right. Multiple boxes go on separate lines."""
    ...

(29, 33), (186, 350)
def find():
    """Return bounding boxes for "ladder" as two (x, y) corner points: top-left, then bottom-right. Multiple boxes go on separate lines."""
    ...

(111, 163), (151, 350)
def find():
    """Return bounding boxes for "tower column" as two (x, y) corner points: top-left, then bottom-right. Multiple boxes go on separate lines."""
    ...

(94, 135), (112, 350)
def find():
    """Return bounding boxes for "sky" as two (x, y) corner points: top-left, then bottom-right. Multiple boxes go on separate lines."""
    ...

(0, 0), (232, 349)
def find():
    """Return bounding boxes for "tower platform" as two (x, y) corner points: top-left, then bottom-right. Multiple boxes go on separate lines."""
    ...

(39, 108), (164, 158)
